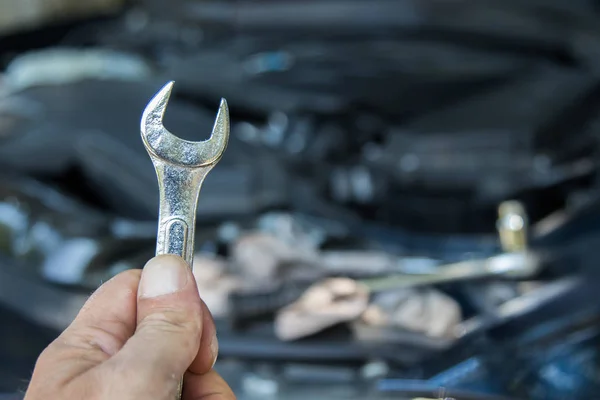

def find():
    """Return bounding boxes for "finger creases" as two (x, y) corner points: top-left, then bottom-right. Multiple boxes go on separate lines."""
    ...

(108, 255), (204, 383)
(35, 269), (141, 381)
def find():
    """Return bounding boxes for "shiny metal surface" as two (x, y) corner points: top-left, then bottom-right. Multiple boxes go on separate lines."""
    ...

(141, 82), (229, 399)
(497, 200), (528, 252)
(360, 251), (542, 292)
(141, 81), (229, 266)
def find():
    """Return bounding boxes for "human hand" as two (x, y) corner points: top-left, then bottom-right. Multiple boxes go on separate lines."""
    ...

(24, 255), (236, 400)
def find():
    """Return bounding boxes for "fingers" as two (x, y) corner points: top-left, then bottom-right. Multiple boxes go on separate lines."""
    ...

(189, 299), (218, 374)
(28, 254), (232, 400)
(33, 269), (140, 384)
(183, 370), (236, 400)
(103, 255), (204, 396)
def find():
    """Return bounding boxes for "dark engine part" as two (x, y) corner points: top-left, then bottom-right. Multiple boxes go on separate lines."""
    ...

(51, 0), (600, 235)
(347, 67), (600, 233)
(0, 79), (289, 221)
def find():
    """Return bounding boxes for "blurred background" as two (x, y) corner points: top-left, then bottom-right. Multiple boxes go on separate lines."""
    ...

(3, 0), (600, 399)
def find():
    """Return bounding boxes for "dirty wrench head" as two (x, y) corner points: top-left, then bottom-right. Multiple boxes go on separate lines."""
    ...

(141, 81), (229, 167)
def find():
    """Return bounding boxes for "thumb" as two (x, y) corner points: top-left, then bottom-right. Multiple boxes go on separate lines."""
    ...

(101, 255), (203, 398)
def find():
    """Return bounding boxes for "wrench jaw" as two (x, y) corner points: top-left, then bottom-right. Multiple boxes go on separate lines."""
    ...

(140, 81), (230, 168)
(140, 81), (174, 162)
(140, 81), (230, 268)
(208, 98), (230, 165)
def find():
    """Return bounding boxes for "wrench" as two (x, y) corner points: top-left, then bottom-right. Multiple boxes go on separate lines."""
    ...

(359, 251), (542, 292)
(141, 81), (229, 266)
(141, 82), (229, 399)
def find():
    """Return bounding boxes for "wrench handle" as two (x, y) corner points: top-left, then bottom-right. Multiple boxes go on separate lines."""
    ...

(152, 163), (211, 266)
(150, 162), (212, 400)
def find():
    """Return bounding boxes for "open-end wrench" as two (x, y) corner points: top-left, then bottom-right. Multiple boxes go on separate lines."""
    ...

(141, 81), (229, 399)
(141, 81), (229, 266)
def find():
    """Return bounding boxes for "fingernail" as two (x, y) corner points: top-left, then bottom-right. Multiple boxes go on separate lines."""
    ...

(210, 333), (219, 368)
(139, 255), (189, 298)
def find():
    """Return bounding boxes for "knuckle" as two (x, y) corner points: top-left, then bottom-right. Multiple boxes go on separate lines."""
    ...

(73, 325), (123, 356)
(34, 335), (76, 368)
(139, 307), (201, 336)
(34, 344), (58, 371)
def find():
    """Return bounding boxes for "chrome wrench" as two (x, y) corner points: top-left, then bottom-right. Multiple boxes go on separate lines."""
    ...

(140, 81), (229, 399)
(141, 81), (229, 266)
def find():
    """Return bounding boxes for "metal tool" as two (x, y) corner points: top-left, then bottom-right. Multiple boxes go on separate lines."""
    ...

(141, 81), (229, 266)
(140, 81), (229, 398)
(359, 251), (541, 292)
(497, 200), (528, 252)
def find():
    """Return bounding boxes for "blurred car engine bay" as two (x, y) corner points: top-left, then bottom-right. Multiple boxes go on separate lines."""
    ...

(4, 0), (600, 399)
